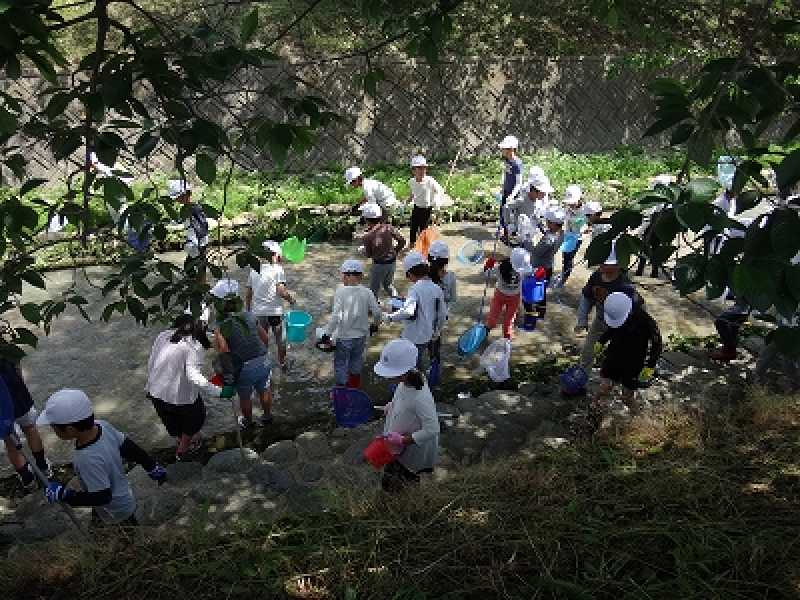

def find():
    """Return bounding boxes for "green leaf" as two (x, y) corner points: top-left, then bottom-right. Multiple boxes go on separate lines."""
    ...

(0, 2), (11, 15)
(653, 209), (682, 242)
(101, 303), (116, 323)
(736, 190), (760, 214)
(584, 234), (613, 267)
(687, 128), (714, 167)
(733, 260), (782, 312)
(675, 202), (711, 232)
(0, 105), (18, 134)
(770, 209), (800, 260)
(686, 178), (717, 203)
(613, 234), (642, 269)
(0, 343), (26, 362)
(196, 153), (217, 184)
(45, 92), (72, 120)
(770, 326), (800, 358)
(20, 270), (45, 289)
(775, 148), (800, 191)
(134, 133), (159, 158)
(670, 122), (694, 146)
(609, 208), (643, 232)
(648, 78), (686, 97)
(20, 178), (47, 195)
(103, 177), (134, 207)
(782, 116), (800, 144)
(241, 8), (259, 44)
(673, 253), (706, 295)
(126, 296), (147, 324)
(20, 303), (41, 324)
(14, 327), (37, 349)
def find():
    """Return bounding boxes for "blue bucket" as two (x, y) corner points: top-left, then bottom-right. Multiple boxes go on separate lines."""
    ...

(457, 323), (487, 356)
(285, 310), (312, 343)
(331, 386), (373, 428)
(521, 276), (547, 303)
(560, 232), (580, 253)
(559, 365), (588, 396)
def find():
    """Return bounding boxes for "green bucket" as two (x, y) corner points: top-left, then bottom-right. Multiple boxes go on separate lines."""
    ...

(281, 237), (306, 263)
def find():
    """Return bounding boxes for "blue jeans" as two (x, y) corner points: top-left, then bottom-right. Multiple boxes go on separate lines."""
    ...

(334, 337), (366, 386)
(236, 355), (270, 401)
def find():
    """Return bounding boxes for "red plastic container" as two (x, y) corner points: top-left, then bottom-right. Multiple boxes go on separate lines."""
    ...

(210, 373), (223, 387)
(363, 437), (396, 469)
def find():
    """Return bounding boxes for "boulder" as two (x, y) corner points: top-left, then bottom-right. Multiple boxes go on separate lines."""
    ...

(261, 440), (299, 465)
(136, 489), (186, 526)
(299, 462), (324, 484)
(165, 461), (204, 485)
(295, 431), (331, 460)
(205, 448), (260, 473)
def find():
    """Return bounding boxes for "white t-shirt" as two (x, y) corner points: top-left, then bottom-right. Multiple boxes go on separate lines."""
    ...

(383, 382), (439, 473)
(363, 178), (398, 210)
(388, 278), (447, 345)
(73, 420), (136, 523)
(409, 175), (444, 209)
(146, 329), (220, 405)
(323, 284), (382, 340)
(248, 263), (286, 316)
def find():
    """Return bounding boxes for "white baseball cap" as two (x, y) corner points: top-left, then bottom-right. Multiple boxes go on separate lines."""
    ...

(168, 179), (191, 199)
(37, 389), (93, 426)
(410, 155), (428, 168)
(373, 339), (419, 378)
(344, 166), (363, 185)
(210, 278), (239, 298)
(510, 247), (532, 273)
(428, 240), (449, 259)
(545, 208), (566, 224)
(263, 240), (282, 256)
(403, 250), (427, 272)
(583, 200), (603, 215)
(497, 135), (519, 149)
(529, 165), (545, 180)
(529, 173), (554, 194)
(361, 202), (382, 219)
(564, 184), (582, 205)
(604, 292), (633, 328)
(340, 259), (364, 274)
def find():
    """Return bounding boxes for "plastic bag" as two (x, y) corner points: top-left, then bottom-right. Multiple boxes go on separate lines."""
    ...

(414, 226), (439, 257)
(480, 338), (512, 382)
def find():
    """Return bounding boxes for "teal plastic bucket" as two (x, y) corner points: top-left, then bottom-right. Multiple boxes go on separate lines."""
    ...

(286, 310), (312, 343)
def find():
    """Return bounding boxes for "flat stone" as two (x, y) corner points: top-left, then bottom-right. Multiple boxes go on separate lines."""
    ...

(295, 431), (331, 460)
(326, 204), (352, 216)
(205, 448), (260, 473)
(261, 440), (299, 465)
(299, 462), (324, 484)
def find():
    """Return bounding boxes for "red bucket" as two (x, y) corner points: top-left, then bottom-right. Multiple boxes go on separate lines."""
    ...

(363, 437), (396, 469)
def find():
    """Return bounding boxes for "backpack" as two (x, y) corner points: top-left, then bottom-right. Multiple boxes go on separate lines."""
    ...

(189, 204), (209, 239)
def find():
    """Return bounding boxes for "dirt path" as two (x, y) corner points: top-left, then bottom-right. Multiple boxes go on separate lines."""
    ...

(0, 222), (721, 474)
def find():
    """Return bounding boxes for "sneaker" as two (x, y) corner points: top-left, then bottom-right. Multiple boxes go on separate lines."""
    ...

(237, 416), (253, 431)
(257, 414), (273, 427)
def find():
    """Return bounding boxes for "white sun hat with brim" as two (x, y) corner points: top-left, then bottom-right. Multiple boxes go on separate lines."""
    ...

(545, 208), (566, 224)
(37, 389), (93, 426)
(428, 240), (449, 260)
(361, 202), (382, 219)
(528, 173), (555, 194)
(403, 250), (427, 272)
(582, 200), (603, 216)
(262, 240), (282, 256)
(373, 339), (419, 378)
(344, 166), (363, 185)
(210, 278), (239, 299)
(604, 292), (633, 328)
(564, 184), (582, 205)
(410, 155), (428, 168)
(340, 259), (364, 274)
(497, 135), (519, 149)
(167, 179), (191, 199)
(510, 247), (532, 274)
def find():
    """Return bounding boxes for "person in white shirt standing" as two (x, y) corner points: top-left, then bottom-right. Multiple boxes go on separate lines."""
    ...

(319, 259), (382, 389)
(373, 339), (440, 493)
(344, 166), (399, 215)
(246, 240), (296, 370)
(383, 251), (447, 371)
(407, 155), (444, 247)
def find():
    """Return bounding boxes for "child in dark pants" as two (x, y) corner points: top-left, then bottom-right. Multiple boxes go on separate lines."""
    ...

(592, 292), (662, 414)
(39, 389), (166, 526)
(524, 208), (564, 323)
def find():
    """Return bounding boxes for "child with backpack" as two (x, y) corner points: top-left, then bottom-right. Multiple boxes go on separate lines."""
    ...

(359, 203), (406, 299)
(169, 179), (209, 283)
(383, 251), (447, 371)
(483, 248), (531, 339)
(319, 259), (382, 389)
(39, 389), (166, 526)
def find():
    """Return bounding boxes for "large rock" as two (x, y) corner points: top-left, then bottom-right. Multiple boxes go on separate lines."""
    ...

(205, 448), (260, 473)
(295, 431), (331, 460)
(165, 461), (204, 485)
(261, 440), (299, 465)
(136, 489), (186, 526)
(299, 462), (324, 484)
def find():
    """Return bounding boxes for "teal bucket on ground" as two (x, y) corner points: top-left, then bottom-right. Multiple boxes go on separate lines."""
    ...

(286, 310), (312, 343)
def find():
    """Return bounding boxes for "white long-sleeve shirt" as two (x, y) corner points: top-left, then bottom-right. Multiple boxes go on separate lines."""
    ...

(383, 382), (439, 473)
(146, 330), (221, 405)
(323, 284), (381, 340)
(409, 175), (444, 209)
(363, 178), (398, 210)
(388, 278), (447, 345)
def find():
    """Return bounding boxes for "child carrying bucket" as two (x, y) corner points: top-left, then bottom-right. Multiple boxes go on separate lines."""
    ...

(558, 185), (585, 287)
(319, 260), (382, 389)
(522, 208), (564, 326)
(245, 240), (296, 371)
(370, 339), (439, 493)
(483, 248), (530, 339)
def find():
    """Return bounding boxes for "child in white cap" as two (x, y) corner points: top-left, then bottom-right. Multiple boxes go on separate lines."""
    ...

(483, 248), (530, 339)
(320, 259), (382, 389)
(169, 179), (209, 283)
(407, 155), (445, 246)
(497, 135), (524, 241)
(558, 184), (586, 287)
(373, 338), (439, 492)
(582, 200), (610, 239)
(507, 170), (555, 245)
(38, 389), (166, 526)
(427, 240), (457, 306)
(345, 166), (398, 215)
(359, 202), (406, 299)
(592, 292), (662, 414)
(245, 240), (296, 371)
(383, 251), (447, 371)
(524, 208), (565, 324)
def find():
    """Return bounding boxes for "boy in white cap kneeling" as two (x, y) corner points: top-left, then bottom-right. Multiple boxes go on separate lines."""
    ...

(246, 240), (296, 371)
(359, 202), (406, 299)
(169, 179), (209, 283)
(373, 338), (439, 493)
(383, 251), (447, 372)
(591, 292), (662, 414)
(407, 155), (445, 247)
(320, 259), (382, 389)
(39, 389), (166, 526)
(345, 166), (399, 216)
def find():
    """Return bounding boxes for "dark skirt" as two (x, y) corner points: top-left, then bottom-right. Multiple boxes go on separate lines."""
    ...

(149, 395), (205, 438)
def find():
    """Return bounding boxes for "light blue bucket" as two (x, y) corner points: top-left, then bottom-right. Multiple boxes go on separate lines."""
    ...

(560, 232), (580, 253)
(285, 310), (312, 343)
